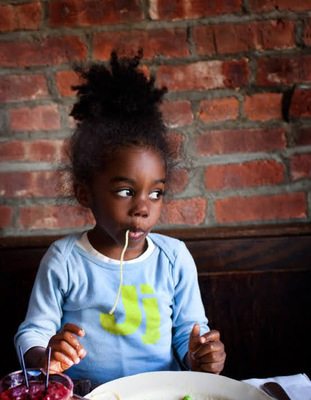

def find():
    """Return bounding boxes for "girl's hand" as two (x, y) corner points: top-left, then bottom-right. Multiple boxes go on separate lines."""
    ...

(45, 323), (86, 374)
(188, 324), (226, 374)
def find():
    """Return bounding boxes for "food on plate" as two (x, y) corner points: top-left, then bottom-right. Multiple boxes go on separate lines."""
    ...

(88, 392), (120, 400)
(87, 392), (231, 400)
(179, 395), (231, 400)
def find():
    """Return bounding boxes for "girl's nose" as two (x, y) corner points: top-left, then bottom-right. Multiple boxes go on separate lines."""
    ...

(129, 197), (149, 218)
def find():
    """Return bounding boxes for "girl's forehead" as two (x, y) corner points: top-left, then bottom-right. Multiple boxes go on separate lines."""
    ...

(103, 146), (166, 175)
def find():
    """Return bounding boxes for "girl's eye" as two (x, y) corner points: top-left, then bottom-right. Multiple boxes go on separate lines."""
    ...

(149, 190), (164, 200)
(117, 189), (133, 198)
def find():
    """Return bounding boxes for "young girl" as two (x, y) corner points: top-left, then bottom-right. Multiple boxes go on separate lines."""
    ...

(14, 51), (226, 387)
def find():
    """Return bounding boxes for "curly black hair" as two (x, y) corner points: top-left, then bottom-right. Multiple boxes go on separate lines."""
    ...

(68, 50), (171, 193)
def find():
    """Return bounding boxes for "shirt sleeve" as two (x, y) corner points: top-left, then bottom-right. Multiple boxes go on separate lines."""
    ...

(14, 243), (68, 359)
(171, 241), (209, 365)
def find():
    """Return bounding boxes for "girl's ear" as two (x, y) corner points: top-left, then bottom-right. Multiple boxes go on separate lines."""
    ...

(75, 183), (92, 207)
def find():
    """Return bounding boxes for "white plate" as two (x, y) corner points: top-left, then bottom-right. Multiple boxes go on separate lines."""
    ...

(86, 371), (272, 400)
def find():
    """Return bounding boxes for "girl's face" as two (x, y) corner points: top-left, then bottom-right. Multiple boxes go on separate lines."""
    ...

(82, 146), (166, 260)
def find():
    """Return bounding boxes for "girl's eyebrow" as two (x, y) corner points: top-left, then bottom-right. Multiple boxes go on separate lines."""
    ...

(111, 176), (133, 183)
(154, 178), (166, 185)
(111, 176), (166, 184)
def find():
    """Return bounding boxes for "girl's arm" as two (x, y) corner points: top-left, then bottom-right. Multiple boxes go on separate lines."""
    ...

(14, 242), (69, 367)
(171, 241), (210, 365)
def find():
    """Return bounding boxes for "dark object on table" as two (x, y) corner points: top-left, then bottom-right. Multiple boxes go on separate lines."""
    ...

(262, 382), (291, 399)
(73, 379), (92, 397)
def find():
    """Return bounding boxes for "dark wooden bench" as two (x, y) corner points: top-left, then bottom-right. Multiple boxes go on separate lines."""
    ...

(1, 223), (310, 381)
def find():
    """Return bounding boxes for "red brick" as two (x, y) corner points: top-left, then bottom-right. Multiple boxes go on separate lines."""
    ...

(290, 153), (311, 181)
(0, 2), (42, 32)
(194, 20), (295, 55)
(157, 59), (249, 91)
(244, 93), (282, 121)
(304, 19), (311, 47)
(193, 26), (215, 56)
(20, 205), (94, 230)
(0, 37), (87, 67)
(0, 205), (13, 228)
(32, 140), (68, 163)
(257, 20), (295, 49)
(49, 0), (142, 27)
(160, 101), (193, 128)
(94, 29), (189, 60)
(205, 160), (285, 190)
(0, 75), (48, 103)
(293, 128), (311, 146)
(150, 0), (241, 20)
(256, 56), (311, 86)
(167, 132), (185, 159)
(0, 141), (24, 162)
(289, 89), (311, 118)
(160, 198), (207, 225)
(215, 193), (306, 223)
(166, 169), (189, 193)
(10, 105), (60, 131)
(56, 71), (81, 97)
(222, 59), (250, 88)
(0, 140), (67, 162)
(198, 97), (239, 122)
(196, 129), (286, 155)
(248, 0), (311, 11)
(0, 171), (65, 198)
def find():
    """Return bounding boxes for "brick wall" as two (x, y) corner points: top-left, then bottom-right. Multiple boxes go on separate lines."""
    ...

(1, 0), (311, 236)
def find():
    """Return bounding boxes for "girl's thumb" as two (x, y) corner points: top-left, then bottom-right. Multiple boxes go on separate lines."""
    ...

(189, 323), (201, 351)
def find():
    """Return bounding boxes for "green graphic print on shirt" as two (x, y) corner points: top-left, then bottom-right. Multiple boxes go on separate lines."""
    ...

(100, 284), (161, 344)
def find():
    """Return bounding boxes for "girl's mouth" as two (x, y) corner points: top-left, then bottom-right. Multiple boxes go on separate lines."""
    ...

(128, 230), (145, 240)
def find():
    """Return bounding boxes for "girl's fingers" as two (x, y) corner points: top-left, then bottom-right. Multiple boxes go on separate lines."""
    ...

(49, 336), (84, 364)
(50, 350), (75, 369)
(62, 330), (85, 355)
(200, 360), (226, 374)
(62, 324), (86, 358)
(192, 339), (224, 359)
(60, 323), (85, 337)
(46, 326), (87, 371)
(189, 327), (221, 359)
(44, 348), (75, 374)
(191, 344), (226, 374)
(201, 329), (220, 343)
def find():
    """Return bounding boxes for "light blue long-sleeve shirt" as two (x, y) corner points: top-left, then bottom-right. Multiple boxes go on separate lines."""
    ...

(15, 232), (209, 385)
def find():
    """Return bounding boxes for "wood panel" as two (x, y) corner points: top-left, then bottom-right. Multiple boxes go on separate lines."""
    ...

(199, 270), (311, 379)
(1, 223), (310, 380)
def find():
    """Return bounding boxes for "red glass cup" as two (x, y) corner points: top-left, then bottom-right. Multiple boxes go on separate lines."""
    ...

(0, 368), (73, 400)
